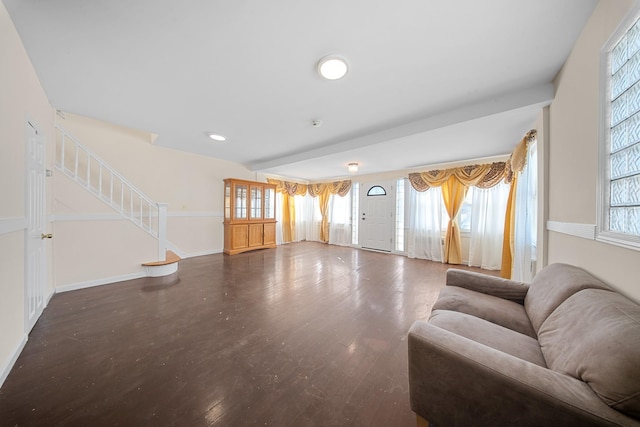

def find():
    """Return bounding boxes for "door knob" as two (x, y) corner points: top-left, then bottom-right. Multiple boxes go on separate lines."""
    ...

(41, 233), (53, 239)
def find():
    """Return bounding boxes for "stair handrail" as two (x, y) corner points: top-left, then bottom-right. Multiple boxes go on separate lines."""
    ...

(54, 124), (168, 261)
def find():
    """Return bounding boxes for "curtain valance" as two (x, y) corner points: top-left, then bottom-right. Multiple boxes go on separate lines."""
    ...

(267, 178), (352, 244)
(407, 129), (537, 193)
(408, 162), (508, 192)
(267, 179), (352, 198)
(267, 178), (308, 196)
(504, 129), (536, 184)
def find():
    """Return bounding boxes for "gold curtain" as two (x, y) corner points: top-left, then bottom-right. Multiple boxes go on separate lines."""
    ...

(407, 162), (507, 265)
(500, 177), (518, 278)
(307, 180), (352, 243)
(281, 194), (296, 243)
(318, 190), (331, 242)
(307, 183), (326, 198)
(267, 178), (307, 243)
(267, 178), (307, 196)
(267, 178), (352, 244)
(406, 134), (534, 268)
(500, 129), (536, 278)
(441, 175), (468, 264)
(408, 162), (508, 192)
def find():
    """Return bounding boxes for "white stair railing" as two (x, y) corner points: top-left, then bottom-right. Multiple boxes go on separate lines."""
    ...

(54, 125), (167, 261)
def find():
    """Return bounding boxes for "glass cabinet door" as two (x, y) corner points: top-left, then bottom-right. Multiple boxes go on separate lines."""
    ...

(264, 187), (275, 219)
(234, 184), (248, 219)
(224, 182), (231, 219)
(250, 186), (262, 219)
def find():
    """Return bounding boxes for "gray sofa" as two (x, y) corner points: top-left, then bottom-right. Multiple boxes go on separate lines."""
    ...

(408, 263), (640, 427)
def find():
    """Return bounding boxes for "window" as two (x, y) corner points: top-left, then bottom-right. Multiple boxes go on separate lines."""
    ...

(457, 190), (473, 233)
(600, 9), (640, 249)
(395, 178), (406, 251)
(367, 185), (386, 196)
(351, 183), (359, 245)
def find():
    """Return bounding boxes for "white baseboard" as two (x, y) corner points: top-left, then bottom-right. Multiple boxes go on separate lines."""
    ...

(56, 271), (147, 293)
(55, 250), (223, 293)
(144, 262), (178, 277)
(0, 334), (27, 388)
(181, 249), (223, 259)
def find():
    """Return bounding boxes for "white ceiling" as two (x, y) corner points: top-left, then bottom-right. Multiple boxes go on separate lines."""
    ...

(4, 0), (598, 181)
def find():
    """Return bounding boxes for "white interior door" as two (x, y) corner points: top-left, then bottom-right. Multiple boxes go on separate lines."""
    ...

(25, 121), (46, 333)
(359, 182), (393, 252)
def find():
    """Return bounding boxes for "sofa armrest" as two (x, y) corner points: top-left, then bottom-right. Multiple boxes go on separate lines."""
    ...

(446, 269), (529, 303)
(408, 321), (639, 427)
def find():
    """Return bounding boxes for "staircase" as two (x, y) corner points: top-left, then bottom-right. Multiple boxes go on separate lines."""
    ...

(54, 124), (179, 276)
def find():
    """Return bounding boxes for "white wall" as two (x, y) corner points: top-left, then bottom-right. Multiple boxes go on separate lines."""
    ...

(0, 2), (55, 383)
(53, 113), (254, 288)
(548, 0), (640, 301)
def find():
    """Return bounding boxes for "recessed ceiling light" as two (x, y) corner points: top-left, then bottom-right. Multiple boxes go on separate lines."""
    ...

(207, 133), (226, 142)
(318, 55), (348, 80)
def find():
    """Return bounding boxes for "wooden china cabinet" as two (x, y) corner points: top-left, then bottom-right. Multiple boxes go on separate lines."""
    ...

(223, 178), (277, 255)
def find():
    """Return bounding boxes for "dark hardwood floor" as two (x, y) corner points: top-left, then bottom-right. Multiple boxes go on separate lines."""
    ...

(0, 242), (495, 426)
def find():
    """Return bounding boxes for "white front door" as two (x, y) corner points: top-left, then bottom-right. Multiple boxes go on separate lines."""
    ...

(25, 121), (47, 333)
(359, 182), (393, 252)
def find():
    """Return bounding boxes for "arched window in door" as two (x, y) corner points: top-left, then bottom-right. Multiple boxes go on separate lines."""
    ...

(367, 185), (386, 196)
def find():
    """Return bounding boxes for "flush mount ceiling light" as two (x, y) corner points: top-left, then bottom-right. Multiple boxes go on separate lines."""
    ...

(348, 162), (359, 173)
(318, 55), (348, 80)
(207, 132), (227, 142)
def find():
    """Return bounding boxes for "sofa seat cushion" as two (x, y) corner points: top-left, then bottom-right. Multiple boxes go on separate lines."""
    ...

(433, 286), (537, 338)
(538, 289), (640, 418)
(525, 263), (612, 334)
(429, 309), (547, 367)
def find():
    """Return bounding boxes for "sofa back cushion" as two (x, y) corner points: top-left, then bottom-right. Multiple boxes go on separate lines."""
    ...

(537, 289), (640, 418)
(524, 263), (611, 334)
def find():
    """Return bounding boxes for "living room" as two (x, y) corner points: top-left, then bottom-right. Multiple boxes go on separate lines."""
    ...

(1, 0), (639, 425)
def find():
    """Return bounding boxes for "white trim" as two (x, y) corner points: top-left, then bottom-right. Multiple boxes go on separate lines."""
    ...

(0, 217), (27, 235)
(144, 263), (178, 277)
(168, 211), (223, 218)
(50, 212), (224, 222)
(165, 241), (187, 259)
(0, 334), (27, 388)
(596, 231), (640, 251)
(597, 3), (640, 250)
(56, 271), (147, 293)
(181, 248), (223, 259)
(547, 221), (596, 240)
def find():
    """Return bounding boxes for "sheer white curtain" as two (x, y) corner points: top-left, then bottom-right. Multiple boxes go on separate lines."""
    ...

(297, 194), (322, 242)
(512, 141), (538, 282)
(468, 183), (510, 270)
(407, 186), (445, 261)
(275, 192), (284, 244)
(328, 191), (352, 246)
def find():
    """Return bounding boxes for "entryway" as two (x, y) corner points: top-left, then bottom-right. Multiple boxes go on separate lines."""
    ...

(359, 181), (395, 252)
(25, 120), (47, 333)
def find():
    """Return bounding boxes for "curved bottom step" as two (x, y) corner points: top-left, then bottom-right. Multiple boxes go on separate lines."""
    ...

(142, 250), (180, 277)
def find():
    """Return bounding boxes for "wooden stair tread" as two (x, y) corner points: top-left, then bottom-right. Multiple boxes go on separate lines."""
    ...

(142, 250), (180, 266)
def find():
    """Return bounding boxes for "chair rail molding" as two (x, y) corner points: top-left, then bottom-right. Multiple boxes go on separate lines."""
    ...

(546, 220), (596, 240)
(0, 217), (28, 235)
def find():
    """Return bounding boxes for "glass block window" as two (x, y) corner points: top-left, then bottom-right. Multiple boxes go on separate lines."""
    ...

(601, 11), (640, 247)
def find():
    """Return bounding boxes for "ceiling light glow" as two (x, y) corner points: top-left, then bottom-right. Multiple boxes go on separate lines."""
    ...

(318, 55), (348, 80)
(348, 162), (358, 173)
(208, 133), (227, 142)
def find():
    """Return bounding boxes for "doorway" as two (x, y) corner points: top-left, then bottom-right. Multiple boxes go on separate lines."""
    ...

(25, 120), (46, 333)
(359, 181), (394, 252)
